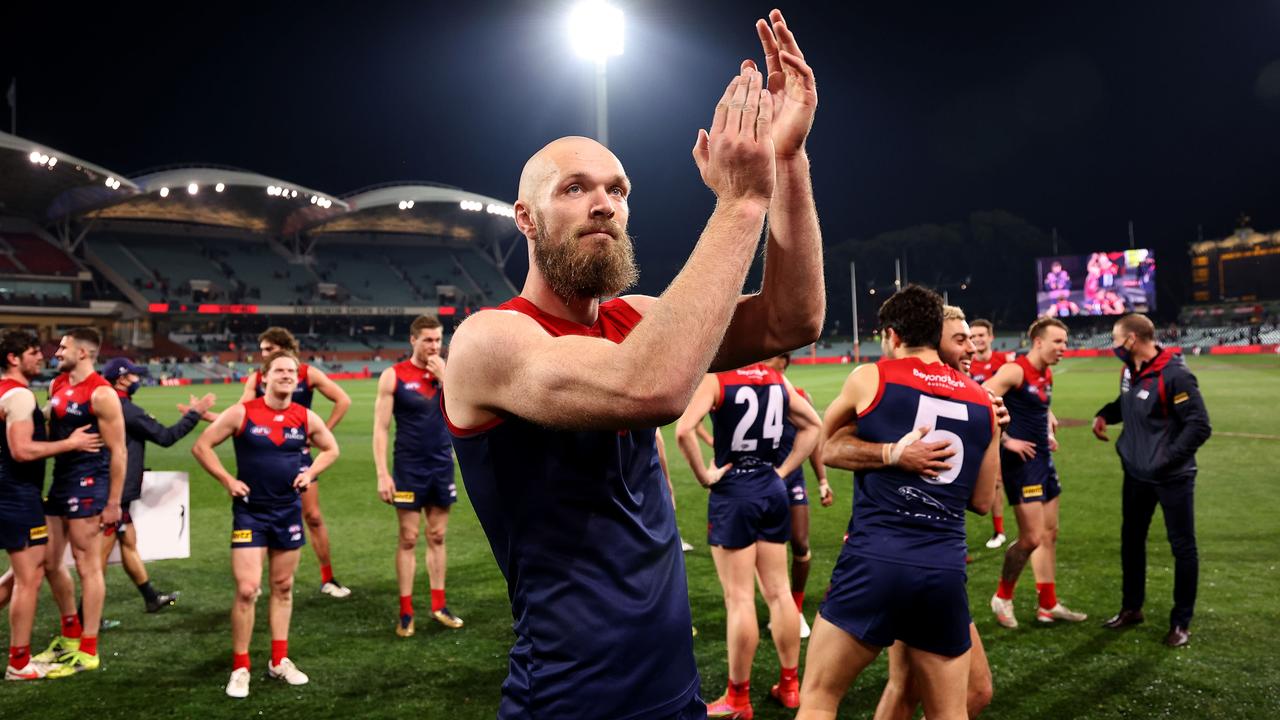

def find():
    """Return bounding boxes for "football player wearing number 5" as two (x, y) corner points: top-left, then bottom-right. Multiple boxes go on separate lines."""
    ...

(193, 351), (340, 699)
(983, 317), (1087, 629)
(676, 361), (821, 717)
(796, 286), (999, 720)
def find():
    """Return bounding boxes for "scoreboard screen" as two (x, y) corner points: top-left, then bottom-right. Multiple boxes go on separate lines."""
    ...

(1035, 249), (1156, 317)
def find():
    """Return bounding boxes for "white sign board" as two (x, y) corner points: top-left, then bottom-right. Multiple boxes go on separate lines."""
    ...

(63, 471), (191, 565)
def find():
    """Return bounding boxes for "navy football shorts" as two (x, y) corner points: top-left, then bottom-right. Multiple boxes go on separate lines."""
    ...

(820, 551), (972, 657)
(392, 464), (457, 510)
(230, 502), (306, 550)
(707, 467), (791, 549)
(782, 467), (808, 507)
(0, 494), (49, 551)
(1000, 450), (1062, 506)
(44, 475), (109, 518)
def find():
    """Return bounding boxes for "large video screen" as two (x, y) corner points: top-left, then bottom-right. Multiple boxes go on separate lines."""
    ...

(1036, 249), (1156, 317)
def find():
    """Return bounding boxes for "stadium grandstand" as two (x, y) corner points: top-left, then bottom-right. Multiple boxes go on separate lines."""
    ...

(0, 130), (520, 383)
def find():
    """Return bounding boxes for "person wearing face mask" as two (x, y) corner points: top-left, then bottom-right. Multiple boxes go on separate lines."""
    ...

(99, 357), (215, 615)
(1092, 313), (1211, 647)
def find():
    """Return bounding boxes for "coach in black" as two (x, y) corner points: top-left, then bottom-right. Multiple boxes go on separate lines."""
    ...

(1092, 314), (1211, 647)
(100, 357), (214, 614)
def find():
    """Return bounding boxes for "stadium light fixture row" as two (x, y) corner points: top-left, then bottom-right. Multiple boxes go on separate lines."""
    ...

(459, 200), (483, 212)
(309, 195), (333, 208)
(486, 203), (515, 218)
(397, 200), (416, 210)
(266, 185), (297, 198)
(28, 151), (58, 169)
(104, 177), (122, 190)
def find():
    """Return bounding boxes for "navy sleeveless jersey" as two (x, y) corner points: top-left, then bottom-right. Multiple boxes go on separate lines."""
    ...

(448, 296), (699, 720)
(232, 398), (309, 509)
(391, 360), (452, 471)
(711, 364), (790, 496)
(1003, 355), (1053, 448)
(848, 357), (994, 570)
(776, 386), (813, 466)
(0, 379), (46, 503)
(252, 363), (314, 408)
(48, 371), (112, 486)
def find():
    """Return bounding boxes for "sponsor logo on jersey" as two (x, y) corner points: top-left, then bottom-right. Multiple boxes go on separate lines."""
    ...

(405, 382), (421, 390)
(912, 367), (967, 389)
(735, 367), (772, 380)
(1022, 484), (1044, 498)
(29, 525), (48, 541)
(288, 524), (301, 534)
(291, 532), (302, 541)
(274, 415), (285, 422)
(79, 476), (95, 487)
(394, 491), (416, 503)
(284, 427), (305, 441)
(232, 529), (254, 543)
(250, 426), (271, 436)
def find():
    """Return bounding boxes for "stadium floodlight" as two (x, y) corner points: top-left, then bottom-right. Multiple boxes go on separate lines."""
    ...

(29, 150), (40, 163)
(47, 156), (57, 168)
(187, 183), (198, 195)
(567, 0), (623, 147)
(159, 187), (170, 198)
(407, 200), (415, 209)
(215, 182), (226, 193)
(290, 189), (297, 198)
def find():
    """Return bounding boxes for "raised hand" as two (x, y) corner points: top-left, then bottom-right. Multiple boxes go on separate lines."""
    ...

(692, 67), (776, 206)
(750, 9), (817, 158)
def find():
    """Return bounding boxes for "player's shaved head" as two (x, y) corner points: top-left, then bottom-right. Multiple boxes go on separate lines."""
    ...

(518, 136), (628, 207)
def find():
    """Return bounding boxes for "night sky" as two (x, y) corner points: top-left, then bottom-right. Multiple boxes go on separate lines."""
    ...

(6, 1), (1280, 314)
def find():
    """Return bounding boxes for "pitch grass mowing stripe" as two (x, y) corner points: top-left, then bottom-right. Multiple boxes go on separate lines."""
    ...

(1, 356), (1277, 719)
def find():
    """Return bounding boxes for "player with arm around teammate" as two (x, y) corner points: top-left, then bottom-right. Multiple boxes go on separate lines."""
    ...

(796, 286), (1000, 720)
(373, 314), (463, 637)
(195, 351), (339, 699)
(240, 327), (352, 598)
(675, 361), (821, 716)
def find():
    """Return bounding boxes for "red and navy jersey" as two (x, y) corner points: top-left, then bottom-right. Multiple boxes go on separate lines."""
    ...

(391, 360), (452, 471)
(969, 352), (1013, 385)
(848, 357), (994, 570)
(711, 364), (790, 493)
(48, 371), (112, 487)
(232, 398), (310, 508)
(1045, 269), (1071, 292)
(1, 379), (46, 500)
(776, 387), (813, 467)
(1004, 355), (1053, 448)
(252, 363), (314, 408)
(448, 296), (699, 720)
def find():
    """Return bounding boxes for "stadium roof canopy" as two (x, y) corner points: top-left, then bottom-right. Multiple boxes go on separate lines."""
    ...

(0, 131), (139, 222)
(304, 182), (516, 241)
(83, 166), (349, 235)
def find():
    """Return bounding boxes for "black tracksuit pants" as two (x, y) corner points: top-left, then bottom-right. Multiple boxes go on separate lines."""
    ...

(1121, 472), (1198, 628)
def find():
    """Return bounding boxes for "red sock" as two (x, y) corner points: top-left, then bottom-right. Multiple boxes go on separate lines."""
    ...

(232, 652), (250, 671)
(1036, 582), (1058, 610)
(79, 636), (98, 657)
(780, 666), (799, 686)
(61, 613), (83, 639)
(728, 679), (750, 703)
(9, 645), (30, 670)
(271, 639), (288, 665)
(320, 564), (334, 584)
(431, 589), (446, 613)
(791, 591), (805, 612)
(400, 595), (414, 617)
(996, 578), (1017, 600)
(993, 515), (1005, 534)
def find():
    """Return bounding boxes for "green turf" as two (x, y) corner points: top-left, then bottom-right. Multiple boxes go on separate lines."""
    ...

(3, 355), (1279, 718)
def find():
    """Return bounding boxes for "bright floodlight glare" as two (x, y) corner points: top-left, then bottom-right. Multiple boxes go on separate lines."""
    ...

(568, 1), (624, 62)
(187, 183), (198, 195)
(47, 156), (57, 168)
(159, 187), (170, 198)
(215, 182), (225, 192)
(29, 151), (40, 163)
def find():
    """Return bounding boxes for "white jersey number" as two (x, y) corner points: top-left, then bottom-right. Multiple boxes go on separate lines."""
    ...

(731, 385), (784, 452)
(911, 396), (968, 485)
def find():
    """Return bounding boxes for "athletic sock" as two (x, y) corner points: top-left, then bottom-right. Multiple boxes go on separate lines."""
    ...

(996, 578), (1017, 601)
(1036, 582), (1058, 610)
(80, 636), (98, 657)
(137, 580), (160, 604)
(400, 595), (414, 617)
(431, 589), (446, 613)
(728, 680), (750, 704)
(791, 591), (805, 612)
(233, 652), (250, 671)
(9, 645), (30, 670)
(271, 639), (288, 666)
(780, 666), (799, 687)
(61, 614), (83, 640)
(320, 564), (335, 584)
(993, 515), (1005, 534)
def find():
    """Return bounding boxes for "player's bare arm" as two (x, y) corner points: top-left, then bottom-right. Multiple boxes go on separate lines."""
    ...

(984, 362), (1036, 460)
(2, 388), (103, 460)
(92, 384), (128, 526)
(237, 372), (258, 404)
(969, 414), (1001, 515)
(708, 10), (824, 371)
(674, 374), (733, 488)
(446, 68), (776, 432)
(775, 376), (820, 478)
(308, 366), (351, 430)
(299, 409), (339, 486)
(821, 365), (954, 478)
(192, 402), (250, 498)
(372, 367), (398, 504)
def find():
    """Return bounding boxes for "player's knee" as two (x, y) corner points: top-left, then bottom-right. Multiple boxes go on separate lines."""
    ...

(271, 575), (294, 597)
(426, 527), (447, 546)
(303, 508), (325, 528)
(968, 677), (994, 714)
(236, 582), (260, 604)
(399, 529), (419, 550)
(791, 542), (810, 559)
(1017, 529), (1042, 549)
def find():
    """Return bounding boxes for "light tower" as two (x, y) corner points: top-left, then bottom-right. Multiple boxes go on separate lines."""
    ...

(567, 1), (624, 147)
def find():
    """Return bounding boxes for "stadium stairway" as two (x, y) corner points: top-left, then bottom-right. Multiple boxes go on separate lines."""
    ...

(84, 245), (152, 311)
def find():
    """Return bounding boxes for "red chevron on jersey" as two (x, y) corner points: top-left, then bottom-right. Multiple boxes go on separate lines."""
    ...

(394, 360), (439, 400)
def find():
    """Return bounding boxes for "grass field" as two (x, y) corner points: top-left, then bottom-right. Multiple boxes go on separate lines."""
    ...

(3, 354), (1279, 718)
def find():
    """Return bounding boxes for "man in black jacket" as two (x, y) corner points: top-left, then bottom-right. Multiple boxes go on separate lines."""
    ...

(100, 358), (214, 613)
(1092, 314), (1211, 647)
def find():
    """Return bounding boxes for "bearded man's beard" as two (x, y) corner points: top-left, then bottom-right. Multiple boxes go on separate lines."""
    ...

(532, 216), (639, 299)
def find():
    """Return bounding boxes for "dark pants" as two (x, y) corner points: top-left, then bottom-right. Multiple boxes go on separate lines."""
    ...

(1121, 473), (1198, 628)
